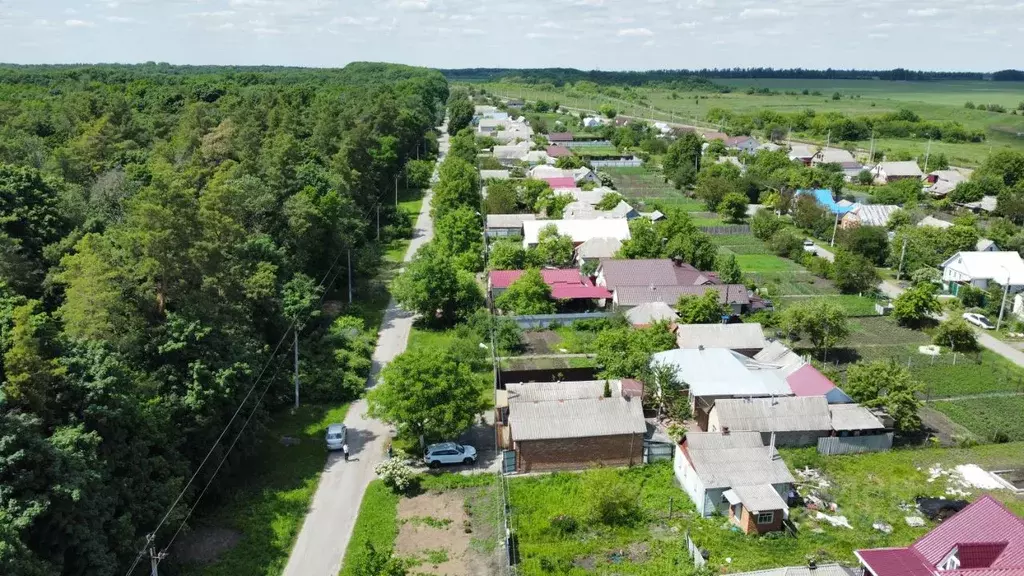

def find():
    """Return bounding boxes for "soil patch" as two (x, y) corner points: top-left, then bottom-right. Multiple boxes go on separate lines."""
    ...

(396, 490), (472, 575)
(174, 527), (242, 565)
(523, 330), (560, 354)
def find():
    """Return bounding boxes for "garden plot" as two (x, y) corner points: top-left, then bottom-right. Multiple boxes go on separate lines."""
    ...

(395, 490), (495, 576)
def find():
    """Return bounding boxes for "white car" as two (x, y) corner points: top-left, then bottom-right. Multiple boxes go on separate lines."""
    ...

(803, 239), (815, 247)
(962, 312), (995, 330)
(424, 442), (477, 468)
(325, 423), (347, 451)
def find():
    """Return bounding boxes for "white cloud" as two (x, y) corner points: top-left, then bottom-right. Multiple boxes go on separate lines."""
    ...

(215, 22), (236, 30)
(871, 22), (892, 29)
(186, 11), (237, 19)
(739, 8), (781, 18)
(397, 0), (431, 10)
(643, 39), (656, 46)
(526, 31), (552, 39)
(331, 15), (379, 25)
(574, 0), (604, 5)
(461, 27), (484, 35)
(104, 16), (139, 23)
(33, 19), (52, 27)
(65, 19), (96, 27)
(252, 26), (283, 34)
(613, 16), (635, 23)
(868, 32), (889, 38)
(540, 20), (562, 28)
(908, 8), (939, 16)
(617, 27), (653, 36)
(230, 0), (274, 6)
(448, 14), (475, 21)
(674, 21), (697, 28)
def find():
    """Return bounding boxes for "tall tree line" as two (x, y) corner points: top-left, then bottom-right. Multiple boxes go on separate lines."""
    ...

(0, 63), (448, 575)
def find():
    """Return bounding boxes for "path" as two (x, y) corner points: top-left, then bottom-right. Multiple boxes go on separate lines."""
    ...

(282, 127), (447, 576)
(924, 390), (1024, 402)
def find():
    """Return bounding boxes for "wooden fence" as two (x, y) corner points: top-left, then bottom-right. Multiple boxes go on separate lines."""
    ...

(817, 433), (894, 455)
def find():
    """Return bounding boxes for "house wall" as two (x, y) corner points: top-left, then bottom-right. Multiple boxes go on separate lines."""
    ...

(486, 226), (524, 239)
(731, 505), (784, 534)
(674, 444), (709, 516)
(758, 430), (830, 448)
(516, 433), (643, 473)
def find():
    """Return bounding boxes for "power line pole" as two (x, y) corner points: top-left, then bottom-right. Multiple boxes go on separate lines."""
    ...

(896, 237), (908, 281)
(347, 248), (352, 304)
(376, 205), (380, 241)
(148, 545), (166, 576)
(293, 330), (300, 409)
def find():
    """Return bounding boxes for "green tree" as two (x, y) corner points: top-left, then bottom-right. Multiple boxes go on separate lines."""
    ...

(887, 209), (910, 230)
(617, 218), (662, 259)
(832, 250), (879, 294)
(792, 194), (832, 236)
(933, 318), (980, 352)
(782, 300), (849, 354)
(482, 179), (519, 214)
(716, 253), (742, 283)
(593, 323), (677, 381)
(533, 224), (575, 267)
(695, 176), (735, 211)
(595, 192), (624, 210)
(598, 104), (617, 119)
(447, 90), (475, 136)
(845, 360), (923, 432)
(494, 269), (555, 314)
(769, 228), (804, 259)
(751, 208), (784, 240)
(434, 206), (484, 272)
(583, 469), (642, 526)
(663, 132), (703, 179)
(432, 157), (481, 218)
(892, 283), (941, 328)
(839, 225), (889, 265)
(405, 159), (434, 190)
(392, 244), (483, 327)
(448, 128), (478, 165)
(533, 187), (573, 218)
(488, 239), (528, 270)
(977, 150), (1024, 188)
(718, 192), (749, 223)
(368, 347), (488, 443)
(676, 289), (725, 324)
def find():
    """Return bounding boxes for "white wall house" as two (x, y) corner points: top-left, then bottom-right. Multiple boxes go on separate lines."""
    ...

(941, 251), (1024, 296)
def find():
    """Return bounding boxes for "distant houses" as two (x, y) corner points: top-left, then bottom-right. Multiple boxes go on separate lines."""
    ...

(871, 161), (923, 184)
(595, 258), (755, 313)
(941, 251), (1024, 295)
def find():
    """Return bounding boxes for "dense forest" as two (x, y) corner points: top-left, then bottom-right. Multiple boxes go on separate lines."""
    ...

(0, 62), (447, 575)
(441, 67), (1024, 86)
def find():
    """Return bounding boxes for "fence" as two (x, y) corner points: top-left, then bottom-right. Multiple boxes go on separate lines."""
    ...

(643, 441), (675, 463)
(507, 312), (610, 329)
(496, 366), (601, 388)
(817, 433), (894, 455)
(684, 530), (707, 569)
(563, 140), (612, 148)
(591, 158), (643, 168)
(702, 224), (752, 235)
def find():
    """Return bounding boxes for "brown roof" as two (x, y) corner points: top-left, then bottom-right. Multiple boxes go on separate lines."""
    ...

(547, 132), (574, 142)
(599, 259), (679, 290)
(703, 131), (728, 141)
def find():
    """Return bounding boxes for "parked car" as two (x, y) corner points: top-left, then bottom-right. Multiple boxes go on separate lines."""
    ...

(803, 239), (815, 247)
(962, 312), (995, 330)
(325, 423), (347, 451)
(424, 442), (477, 467)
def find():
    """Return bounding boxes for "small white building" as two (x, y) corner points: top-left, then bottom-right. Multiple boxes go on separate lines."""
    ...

(871, 161), (924, 184)
(941, 251), (1024, 296)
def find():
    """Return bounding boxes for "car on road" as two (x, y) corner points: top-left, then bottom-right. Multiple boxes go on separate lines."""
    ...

(803, 239), (815, 246)
(963, 312), (995, 330)
(325, 423), (347, 451)
(424, 442), (477, 467)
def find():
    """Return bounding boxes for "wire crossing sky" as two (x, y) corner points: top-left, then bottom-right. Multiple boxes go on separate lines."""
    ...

(1, 0), (1021, 69)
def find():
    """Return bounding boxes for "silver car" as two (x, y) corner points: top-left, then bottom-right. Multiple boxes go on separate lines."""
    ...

(424, 442), (477, 468)
(325, 423), (347, 451)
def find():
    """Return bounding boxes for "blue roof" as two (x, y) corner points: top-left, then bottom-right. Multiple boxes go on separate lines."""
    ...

(798, 189), (855, 215)
(825, 386), (855, 404)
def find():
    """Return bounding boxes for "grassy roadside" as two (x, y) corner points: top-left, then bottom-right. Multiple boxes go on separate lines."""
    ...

(179, 404), (349, 576)
(338, 480), (402, 576)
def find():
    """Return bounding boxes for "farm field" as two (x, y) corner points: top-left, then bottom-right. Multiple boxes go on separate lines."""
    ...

(601, 166), (699, 207)
(508, 445), (1024, 576)
(931, 396), (1024, 443)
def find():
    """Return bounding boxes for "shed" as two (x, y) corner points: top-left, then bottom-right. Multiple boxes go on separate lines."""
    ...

(872, 161), (923, 183)
(546, 145), (573, 159)
(480, 169), (511, 180)
(675, 323), (767, 357)
(486, 213), (535, 238)
(547, 132), (574, 143)
(841, 204), (900, 228)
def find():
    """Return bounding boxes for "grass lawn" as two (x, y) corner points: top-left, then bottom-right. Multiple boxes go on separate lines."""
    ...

(179, 404), (350, 576)
(777, 294), (879, 317)
(735, 253), (805, 273)
(931, 396), (1024, 443)
(509, 444), (1024, 575)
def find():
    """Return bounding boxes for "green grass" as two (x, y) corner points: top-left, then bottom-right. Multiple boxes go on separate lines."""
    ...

(508, 445), (1024, 575)
(913, 349), (1024, 398)
(735, 254), (805, 273)
(932, 396), (1024, 442)
(339, 480), (401, 576)
(180, 404), (350, 576)
(777, 294), (879, 317)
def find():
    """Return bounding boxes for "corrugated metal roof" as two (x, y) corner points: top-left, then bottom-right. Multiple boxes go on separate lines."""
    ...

(488, 269), (612, 300)
(486, 213), (535, 229)
(683, 431), (794, 489)
(576, 237), (622, 259)
(787, 364), (835, 396)
(542, 175), (576, 188)
(563, 200), (636, 220)
(652, 348), (791, 398)
(727, 564), (861, 576)
(941, 251), (1024, 284)
(625, 302), (678, 325)
(480, 169), (511, 180)
(522, 219), (631, 246)
(599, 259), (680, 289)
(506, 380), (619, 403)
(877, 161), (924, 177)
(848, 204), (899, 227)
(912, 495), (1024, 567)
(712, 396), (832, 433)
(829, 404), (885, 431)
(855, 549), (933, 576)
(676, 323), (767, 351)
(546, 146), (573, 159)
(547, 132), (574, 142)
(509, 397), (646, 441)
(726, 484), (788, 513)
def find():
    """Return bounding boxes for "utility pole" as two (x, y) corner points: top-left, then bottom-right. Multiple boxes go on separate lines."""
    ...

(830, 211), (840, 247)
(923, 139), (932, 173)
(293, 330), (300, 409)
(896, 237), (908, 281)
(148, 543), (166, 576)
(998, 266), (1011, 330)
(376, 205), (380, 241)
(347, 248), (352, 304)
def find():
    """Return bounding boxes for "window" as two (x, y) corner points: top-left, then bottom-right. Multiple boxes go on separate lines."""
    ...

(756, 511), (775, 525)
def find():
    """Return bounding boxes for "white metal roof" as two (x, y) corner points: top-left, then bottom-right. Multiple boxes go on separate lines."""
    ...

(727, 565), (861, 576)
(846, 204), (899, 227)
(509, 397), (646, 441)
(486, 213), (536, 229)
(625, 301), (679, 325)
(724, 484), (788, 513)
(711, 396), (832, 433)
(941, 251), (1024, 284)
(522, 218), (631, 246)
(675, 323), (767, 351)
(651, 348), (791, 398)
(562, 200), (636, 220)
(829, 403), (886, 431)
(917, 215), (953, 229)
(480, 169), (511, 180)
(876, 161), (923, 177)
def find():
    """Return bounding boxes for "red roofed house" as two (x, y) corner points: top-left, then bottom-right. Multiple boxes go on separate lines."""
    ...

(546, 145), (573, 159)
(542, 175), (577, 189)
(547, 132), (574, 143)
(856, 495), (1024, 576)
(488, 269), (612, 304)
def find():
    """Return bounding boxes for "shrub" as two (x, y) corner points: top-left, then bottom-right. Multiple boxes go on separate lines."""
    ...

(549, 514), (578, 535)
(583, 469), (643, 526)
(933, 318), (979, 352)
(374, 459), (415, 493)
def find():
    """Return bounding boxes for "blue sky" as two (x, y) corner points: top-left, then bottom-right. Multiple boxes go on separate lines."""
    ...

(0, 0), (1021, 70)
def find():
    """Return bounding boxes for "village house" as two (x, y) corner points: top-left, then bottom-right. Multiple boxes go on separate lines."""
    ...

(871, 161), (924, 184)
(959, 195), (998, 214)
(673, 431), (794, 533)
(545, 145), (573, 159)
(480, 169), (511, 181)
(754, 341), (855, 404)
(941, 251), (1024, 296)
(799, 189), (856, 215)
(675, 323), (768, 357)
(562, 200), (639, 220)
(705, 396), (888, 448)
(729, 565), (860, 576)
(925, 169), (969, 197)
(546, 132), (574, 144)
(487, 268), (611, 304)
(856, 495), (1024, 576)
(917, 215), (954, 229)
(501, 380), (647, 472)
(595, 258), (753, 313)
(840, 204), (900, 229)
(575, 237), (623, 267)
(541, 175), (576, 189)
(725, 135), (759, 154)
(788, 144), (816, 165)
(527, 165), (600, 185)
(485, 214), (535, 238)
(624, 301), (679, 327)
(521, 219), (631, 249)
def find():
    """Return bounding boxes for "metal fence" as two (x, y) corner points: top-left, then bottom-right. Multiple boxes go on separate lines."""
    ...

(817, 433), (894, 455)
(643, 441), (675, 463)
(563, 140), (613, 148)
(507, 312), (610, 329)
(684, 530), (707, 569)
(591, 158), (643, 168)
(702, 224), (752, 235)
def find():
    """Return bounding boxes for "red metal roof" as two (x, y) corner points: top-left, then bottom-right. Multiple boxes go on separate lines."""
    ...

(786, 364), (836, 396)
(542, 175), (576, 188)
(548, 132), (574, 142)
(546, 145), (573, 158)
(858, 496), (1024, 576)
(488, 269), (612, 300)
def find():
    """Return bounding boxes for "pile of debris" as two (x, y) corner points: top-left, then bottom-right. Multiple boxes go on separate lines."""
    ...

(794, 467), (852, 530)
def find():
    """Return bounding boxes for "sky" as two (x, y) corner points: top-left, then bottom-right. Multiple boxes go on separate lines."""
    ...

(0, 0), (1022, 70)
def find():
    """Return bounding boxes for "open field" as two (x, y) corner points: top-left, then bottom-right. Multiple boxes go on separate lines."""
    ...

(508, 445), (1024, 575)
(932, 396), (1024, 443)
(601, 166), (701, 209)
(474, 80), (1024, 166)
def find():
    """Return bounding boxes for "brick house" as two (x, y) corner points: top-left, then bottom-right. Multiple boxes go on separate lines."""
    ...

(505, 380), (646, 472)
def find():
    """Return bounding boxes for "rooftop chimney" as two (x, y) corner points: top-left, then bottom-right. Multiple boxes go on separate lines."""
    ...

(769, 432), (777, 459)
(721, 426), (729, 435)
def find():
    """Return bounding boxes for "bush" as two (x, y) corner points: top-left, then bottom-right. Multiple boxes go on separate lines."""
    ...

(549, 514), (578, 535)
(958, 284), (986, 308)
(933, 318), (980, 352)
(769, 228), (804, 259)
(583, 469), (642, 526)
(374, 459), (415, 493)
